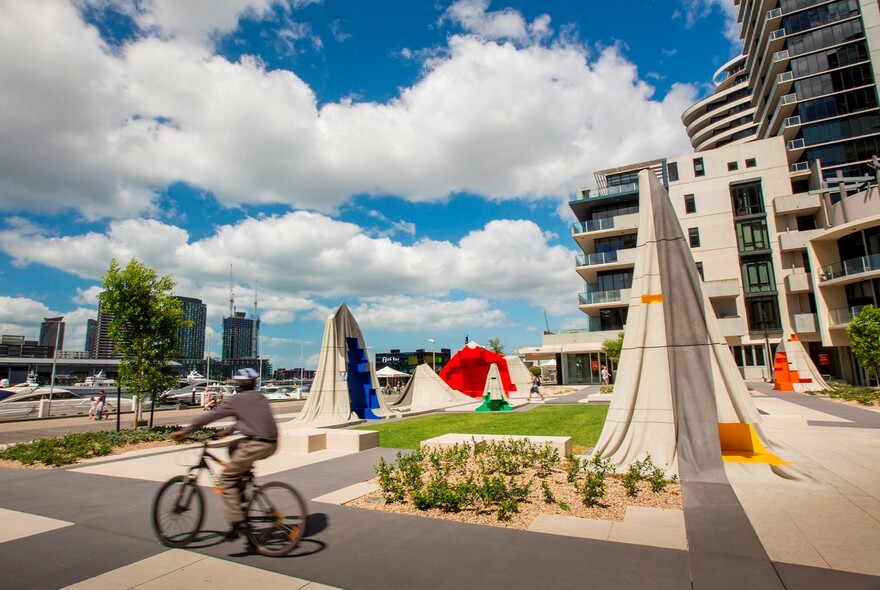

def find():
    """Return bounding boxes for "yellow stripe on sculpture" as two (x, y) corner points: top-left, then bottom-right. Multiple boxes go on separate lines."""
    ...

(718, 423), (790, 465)
(640, 294), (664, 304)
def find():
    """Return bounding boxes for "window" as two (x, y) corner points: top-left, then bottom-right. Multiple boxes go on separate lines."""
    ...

(667, 162), (679, 182)
(727, 161), (739, 171)
(695, 261), (704, 280)
(736, 219), (771, 252)
(684, 194), (696, 214)
(730, 181), (765, 216)
(741, 257), (776, 293)
(796, 214), (817, 231)
(745, 158), (757, 168)
(730, 345), (768, 368)
(746, 296), (781, 332)
(688, 227), (701, 248)
(693, 157), (705, 177)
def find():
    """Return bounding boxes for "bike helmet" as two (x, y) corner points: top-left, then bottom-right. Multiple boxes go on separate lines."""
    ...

(232, 368), (259, 382)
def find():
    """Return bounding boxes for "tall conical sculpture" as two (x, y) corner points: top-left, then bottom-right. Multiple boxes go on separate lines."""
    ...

(773, 332), (830, 393)
(592, 170), (788, 481)
(295, 303), (391, 423)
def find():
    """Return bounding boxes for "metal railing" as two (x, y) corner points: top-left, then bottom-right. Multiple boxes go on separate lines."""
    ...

(819, 253), (880, 281)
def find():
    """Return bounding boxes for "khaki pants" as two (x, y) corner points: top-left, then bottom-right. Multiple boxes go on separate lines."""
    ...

(221, 438), (277, 524)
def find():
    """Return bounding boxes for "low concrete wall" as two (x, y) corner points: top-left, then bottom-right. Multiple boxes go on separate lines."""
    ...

(421, 433), (572, 457)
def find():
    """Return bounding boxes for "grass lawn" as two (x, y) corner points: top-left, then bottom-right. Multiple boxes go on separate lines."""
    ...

(355, 405), (608, 454)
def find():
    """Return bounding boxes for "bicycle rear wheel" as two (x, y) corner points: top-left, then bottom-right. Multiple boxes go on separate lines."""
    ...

(152, 475), (205, 547)
(246, 482), (307, 556)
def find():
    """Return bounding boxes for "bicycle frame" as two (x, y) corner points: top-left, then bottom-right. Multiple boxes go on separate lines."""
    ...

(186, 442), (229, 495)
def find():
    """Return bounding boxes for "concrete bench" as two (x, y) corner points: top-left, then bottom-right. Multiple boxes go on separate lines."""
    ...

(421, 433), (572, 457)
(579, 393), (613, 405)
(279, 427), (379, 453)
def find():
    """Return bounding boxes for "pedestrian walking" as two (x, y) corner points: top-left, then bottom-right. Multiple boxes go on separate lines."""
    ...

(95, 390), (107, 421)
(601, 366), (610, 385)
(88, 397), (98, 420)
(527, 372), (545, 402)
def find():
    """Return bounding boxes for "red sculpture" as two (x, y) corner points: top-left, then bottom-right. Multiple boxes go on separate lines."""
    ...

(438, 343), (514, 398)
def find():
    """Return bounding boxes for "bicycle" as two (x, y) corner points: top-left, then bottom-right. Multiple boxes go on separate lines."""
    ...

(151, 435), (307, 557)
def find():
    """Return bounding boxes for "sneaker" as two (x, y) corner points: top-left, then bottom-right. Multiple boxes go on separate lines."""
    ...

(225, 522), (245, 542)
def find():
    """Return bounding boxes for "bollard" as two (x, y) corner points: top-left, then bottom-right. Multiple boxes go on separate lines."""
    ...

(38, 398), (50, 418)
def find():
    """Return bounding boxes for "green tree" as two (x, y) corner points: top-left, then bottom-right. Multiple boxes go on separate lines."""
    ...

(100, 258), (186, 428)
(486, 338), (504, 354)
(602, 332), (624, 364)
(846, 305), (880, 386)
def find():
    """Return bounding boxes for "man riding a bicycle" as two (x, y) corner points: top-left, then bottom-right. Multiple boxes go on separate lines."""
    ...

(173, 367), (278, 542)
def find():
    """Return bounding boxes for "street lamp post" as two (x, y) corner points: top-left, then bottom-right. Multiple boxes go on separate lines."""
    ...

(426, 339), (435, 371)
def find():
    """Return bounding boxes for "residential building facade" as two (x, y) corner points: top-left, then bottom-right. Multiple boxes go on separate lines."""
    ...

(520, 0), (880, 385)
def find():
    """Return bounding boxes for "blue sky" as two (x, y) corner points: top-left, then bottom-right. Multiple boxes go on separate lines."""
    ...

(0, 0), (739, 370)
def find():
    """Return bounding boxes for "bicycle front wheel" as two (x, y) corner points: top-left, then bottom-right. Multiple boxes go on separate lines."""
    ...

(152, 475), (205, 548)
(246, 482), (307, 556)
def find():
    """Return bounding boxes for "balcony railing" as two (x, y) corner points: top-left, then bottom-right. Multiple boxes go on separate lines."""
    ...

(783, 115), (801, 128)
(789, 161), (809, 172)
(780, 92), (798, 105)
(773, 49), (790, 63)
(571, 218), (615, 234)
(576, 251), (620, 267)
(578, 289), (623, 306)
(829, 305), (867, 326)
(770, 28), (786, 41)
(819, 253), (880, 281)
(787, 138), (805, 151)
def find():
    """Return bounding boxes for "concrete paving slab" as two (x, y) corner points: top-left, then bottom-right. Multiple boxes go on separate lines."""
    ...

(0, 507), (72, 543)
(61, 549), (333, 589)
(312, 481), (379, 505)
(69, 444), (355, 484)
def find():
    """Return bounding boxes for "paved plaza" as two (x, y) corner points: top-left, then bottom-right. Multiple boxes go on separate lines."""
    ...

(0, 383), (879, 589)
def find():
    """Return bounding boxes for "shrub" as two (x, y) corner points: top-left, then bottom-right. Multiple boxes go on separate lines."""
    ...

(0, 426), (217, 467)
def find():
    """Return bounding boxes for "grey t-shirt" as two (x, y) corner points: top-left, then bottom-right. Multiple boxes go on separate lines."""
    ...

(183, 389), (278, 440)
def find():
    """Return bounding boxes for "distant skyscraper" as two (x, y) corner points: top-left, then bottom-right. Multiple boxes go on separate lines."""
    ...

(39, 317), (65, 351)
(85, 319), (97, 358)
(222, 311), (259, 360)
(176, 296), (207, 360)
(94, 302), (120, 359)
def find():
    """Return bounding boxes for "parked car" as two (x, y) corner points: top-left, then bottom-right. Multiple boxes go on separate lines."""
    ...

(0, 389), (116, 421)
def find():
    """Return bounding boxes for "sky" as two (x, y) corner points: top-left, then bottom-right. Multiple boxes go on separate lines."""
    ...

(0, 0), (741, 371)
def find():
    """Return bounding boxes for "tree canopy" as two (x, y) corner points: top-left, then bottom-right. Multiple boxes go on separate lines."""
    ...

(100, 258), (186, 426)
(486, 338), (505, 354)
(602, 332), (624, 364)
(846, 305), (880, 385)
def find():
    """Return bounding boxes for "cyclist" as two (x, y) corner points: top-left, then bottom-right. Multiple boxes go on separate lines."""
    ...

(172, 367), (278, 542)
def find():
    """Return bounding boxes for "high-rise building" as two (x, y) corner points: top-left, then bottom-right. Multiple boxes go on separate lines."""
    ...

(521, 2), (880, 386)
(94, 302), (120, 359)
(39, 317), (65, 351)
(222, 311), (259, 361)
(175, 296), (207, 361)
(84, 319), (97, 358)
(682, 0), (880, 183)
